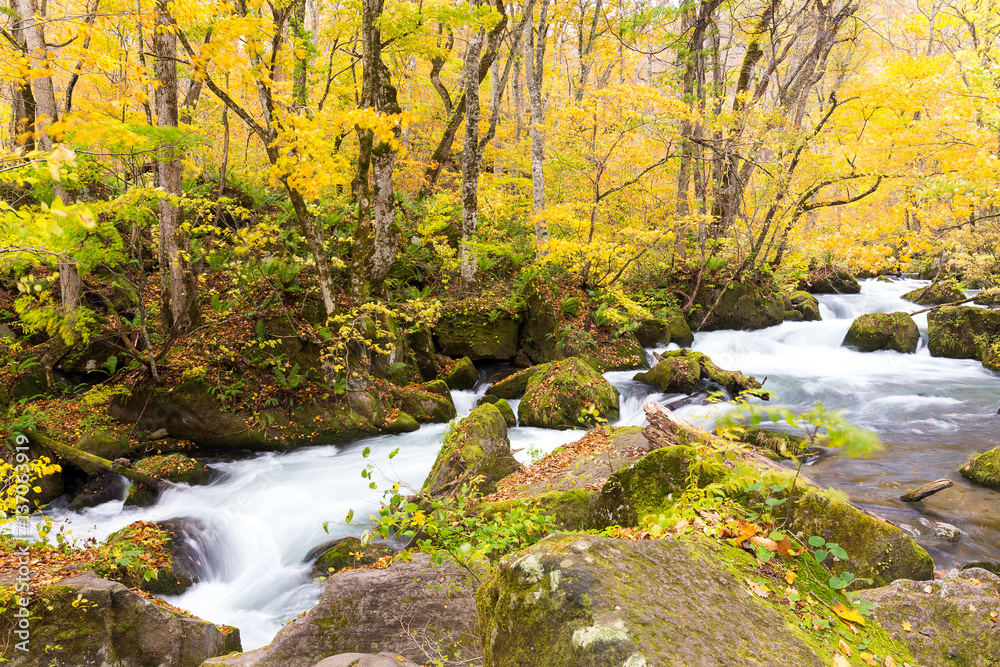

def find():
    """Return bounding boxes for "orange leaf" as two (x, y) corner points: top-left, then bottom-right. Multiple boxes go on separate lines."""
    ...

(785, 571), (797, 585)
(832, 603), (866, 626)
(902, 621), (914, 633)
(745, 577), (770, 598)
(884, 655), (897, 667)
(860, 652), (876, 666)
(839, 638), (852, 656)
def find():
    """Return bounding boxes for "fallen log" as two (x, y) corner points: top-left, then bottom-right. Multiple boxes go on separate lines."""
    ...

(25, 429), (176, 493)
(909, 296), (977, 316)
(900, 478), (953, 502)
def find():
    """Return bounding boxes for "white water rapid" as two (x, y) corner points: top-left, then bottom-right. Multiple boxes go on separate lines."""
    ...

(41, 277), (1000, 649)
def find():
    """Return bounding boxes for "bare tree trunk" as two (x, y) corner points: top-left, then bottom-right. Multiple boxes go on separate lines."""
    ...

(461, 20), (485, 291)
(491, 58), (502, 176)
(154, 0), (199, 332)
(512, 48), (523, 142)
(525, 0), (550, 253)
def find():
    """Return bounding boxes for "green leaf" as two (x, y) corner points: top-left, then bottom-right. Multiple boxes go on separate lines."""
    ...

(363, 446), (371, 458)
(323, 521), (330, 534)
(389, 447), (399, 459)
(814, 549), (828, 563)
(808, 535), (826, 547)
(829, 545), (848, 560)
(344, 510), (354, 524)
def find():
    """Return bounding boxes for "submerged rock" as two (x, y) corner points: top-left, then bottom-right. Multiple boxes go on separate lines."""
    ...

(902, 279), (965, 305)
(960, 447), (1000, 490)
(842, 311), (919, 353)
(248, 554), (477, 667)
(860, 568), (1000, 667)
(633, 350), (763, 396)
(797, 265), (861, 294)
(422, 403), (520, 496)
(0, 572), (240, 666)
(928, 305), (1000, 360)
(518, 357), (620, 429)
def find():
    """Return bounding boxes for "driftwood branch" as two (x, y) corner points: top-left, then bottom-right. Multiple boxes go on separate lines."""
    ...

(899, 478), (953, 502)
(25, 429), (176, 493)
(909, 296), (977, 316)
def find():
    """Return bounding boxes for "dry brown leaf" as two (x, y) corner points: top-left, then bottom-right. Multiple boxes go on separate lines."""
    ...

(839, 638), (852, 657)
(745, 577), (770, 598)
(832, 654), (850, 667)
(749, 535), (778, 551)
(884, 655), (897, 667)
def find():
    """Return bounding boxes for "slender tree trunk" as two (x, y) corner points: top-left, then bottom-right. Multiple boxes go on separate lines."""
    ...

(490, 58), (502, 176)
(525, 0), (550, 253)
(512, 50), (523, 142)
(154, 0), (199, 332)
(461, 21), (485, 291)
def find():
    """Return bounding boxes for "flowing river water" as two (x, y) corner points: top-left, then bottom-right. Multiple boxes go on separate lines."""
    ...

(42, 278), (1000, 650)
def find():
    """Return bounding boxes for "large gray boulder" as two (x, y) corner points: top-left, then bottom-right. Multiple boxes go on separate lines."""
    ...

(245, 554), (477, 667)
(0, 572), (240, 666)
(859, 567), (1000, 667)
(477, 533), (916, 666)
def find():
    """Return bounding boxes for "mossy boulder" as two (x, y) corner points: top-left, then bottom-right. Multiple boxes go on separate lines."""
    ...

(247, 554), (476, 667)
(383, 411), (419, 433)
(633, 317), (669, 347)
(668, 313), (695, 346)
(692, 283), (786, 331)
(859, 568), (1000, 667)
(519, 280), (562, 364)
(633, 350), (763, 396)
(518, 358), (620, 429)
(441, 355), (478, 390)
(435, 302), (521, 361)
(422, 403), (520, 497)
(477, 533), (916, 667)
(842, 311), (919, 353)
(797, 265), (861, 294)
(394, 385), (457, 423)
(960, 447), (1000, 490)
(587, 333), (648, 372)
(789, 291), (821, 321)
(478, 395), (517, 427)
(485, 366), (544, 400)
(308, 536), (396, 577)
(588, 445), (933, 587)
(133, 453), (214, 485)
(902, 279), (965, 306)
(0, 572), (241, 666)
(983, 342), (1000, 371)
(99, 519), (210, 596)
(928, 305), (1000, 360)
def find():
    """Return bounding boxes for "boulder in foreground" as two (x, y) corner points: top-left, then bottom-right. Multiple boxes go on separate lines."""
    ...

(518, 357), (620, 429)
(960, 447), (1000, 490)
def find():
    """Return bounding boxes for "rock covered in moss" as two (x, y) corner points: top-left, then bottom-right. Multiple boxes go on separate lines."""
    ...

(859, 568), (1000, 667)
(485, 366), (544, 399)
(247, 554), (476, 667)
(902, 279), (965, 305)
(588, 333), (648, 371)
(797, 265), (861, 294)
(383, 411), (419, 433)
(842, 311), (919, 353)
(394, 385), (457, 423)
(422, 403), (520, 496)
(983, 342), (1000, 371)
(435, 302), (521, 361)
(928, 305), (1000, 360)
(588, 444), (933, 586)
(668, 314), (695, 347)
(477, 533), (911, 667)
(789, 291), (822, 321)
(308, 536), (395, 577)
(633, 350), (762, 396)
(478, 395), (517, 427)
(100, 518), (208, 595)
(75, 430), (132, 460)
(441, 356), (478, 390)
(133, 453), (215, 485)
(960, 447), (1000, 490)
(0, 572), (240, 667)
(692, 283), (786, 331)
(518, 358), (619, 429)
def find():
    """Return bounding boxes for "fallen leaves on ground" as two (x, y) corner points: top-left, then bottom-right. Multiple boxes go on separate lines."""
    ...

(832, 603), (866, 626)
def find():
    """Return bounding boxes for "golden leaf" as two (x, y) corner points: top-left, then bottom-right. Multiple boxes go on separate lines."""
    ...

(832, 603), (866, 626)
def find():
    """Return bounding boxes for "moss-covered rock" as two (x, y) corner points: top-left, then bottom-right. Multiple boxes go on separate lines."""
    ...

(435, 302), (521, 361)
(859, 568), (1000, 667)
(633, 350), (763, 396)
(588, 445), (933, 587)
(960, 447), (1000, 490)
(422, 403), (520, 496)
(442, 355), (477, 390)
(477, 396), (517, 427)
(477, 533), (916, 667)
(842, 311), (919, 353)
(519, 280), (562, 364)
(99, 519), (208, 596)
(789, 291), (821, 321)
(0, 572), (241, 666)
(383, 411), (420, 433)
(633, 317), (669, 347)
(394, 386), (458, 423)
(518, 358), (620, 429)
(485, 366), (544, 400)
(308, 536), (396, 577)
(75, 430), (132, 460)
(587, 333), (648, 371)
(691, 283), (786, 331)
(797, 265), (861, 294)
(902, 279), (965, 306)
(983, 341), (1000, 371)
(928, 305), (1000, 360)
(133, 453), (214, 485)
(668, 313), (695, 347)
